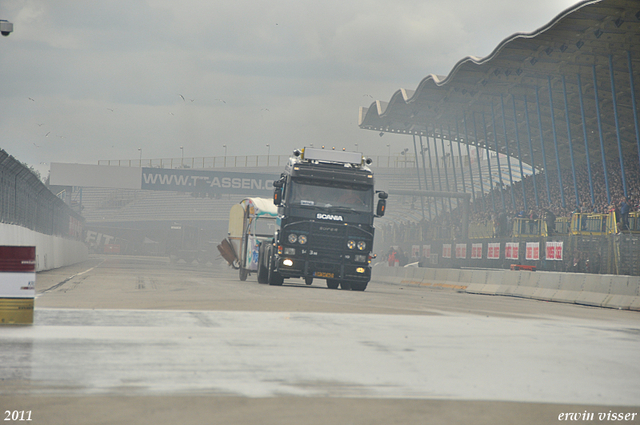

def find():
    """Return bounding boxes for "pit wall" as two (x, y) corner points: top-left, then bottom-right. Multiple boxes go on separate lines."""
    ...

(0, 223), (88, 272)
(371, 265), (640, 311)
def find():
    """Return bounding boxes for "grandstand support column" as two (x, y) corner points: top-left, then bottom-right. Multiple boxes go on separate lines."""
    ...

(471, 112), (486, 210)
(411, 135), (426, 221)
(592, 64), (611, 204)
(447, 125), (459, 196)
(523, 94), (540, 208)
(609, 55), (628, 198)
(562, 75), (580, 208)
(577, 73), (596, 206)
(462, 114), (477, 207)
(418, 135), (433, 219)
(429, 123), (446, 214)
(489, 103), (506, 210)
(481, 112), (498, 212)
(535, 86), (552, 206)
(454, 121), (467, 194)
(511, 95), (528, 212)
(547, 76), (565, 209)
(628, 51), (640, 172)
(438, 123), (453, 212)
(499, 94), (516, 209)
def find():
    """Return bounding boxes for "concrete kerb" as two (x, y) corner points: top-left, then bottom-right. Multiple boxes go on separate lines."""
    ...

(602, 275), (640, 309)
(552, 274), (586, 304)
(531, 272), (562, 301)
(371, 265), (640, 310)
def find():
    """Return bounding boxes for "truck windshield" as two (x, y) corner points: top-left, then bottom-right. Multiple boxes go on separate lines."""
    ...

(289, 179), (373, 212)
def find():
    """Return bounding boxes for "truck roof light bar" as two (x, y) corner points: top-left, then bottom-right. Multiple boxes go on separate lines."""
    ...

(300, 147), (363, 166)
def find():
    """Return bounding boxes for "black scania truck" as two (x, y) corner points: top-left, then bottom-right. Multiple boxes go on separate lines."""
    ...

(257, 147), (387, 291)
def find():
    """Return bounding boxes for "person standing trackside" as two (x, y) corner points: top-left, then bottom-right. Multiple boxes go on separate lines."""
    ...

(620, 197), (630, 231)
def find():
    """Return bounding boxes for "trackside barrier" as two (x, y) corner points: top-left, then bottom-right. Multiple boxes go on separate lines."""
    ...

(0, 223), (88, 272)
(0, 246), (36, 325)
(371, 265), (640, 311)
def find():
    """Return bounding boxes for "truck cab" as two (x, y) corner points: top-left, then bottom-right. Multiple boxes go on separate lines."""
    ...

(258, 147), (386, 291)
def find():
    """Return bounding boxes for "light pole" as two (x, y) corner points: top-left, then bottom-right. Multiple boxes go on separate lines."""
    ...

(223, 144), (227, 167)
(354, 143), (358, 152)
(387, 144), (391, 167)
(180, 146), (184, 168)
(266, 144), (270, 166)
(138, 148), (142, 167)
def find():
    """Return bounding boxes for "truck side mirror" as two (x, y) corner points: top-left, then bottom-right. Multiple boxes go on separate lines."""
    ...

(274, 187), (282, 205)
(273, 179), (284, 206)
(375, 191), (387, 217)
(376, 199), (386, 217)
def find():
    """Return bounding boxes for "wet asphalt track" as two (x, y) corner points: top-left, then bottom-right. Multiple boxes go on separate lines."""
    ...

(1, 256), (639, 424)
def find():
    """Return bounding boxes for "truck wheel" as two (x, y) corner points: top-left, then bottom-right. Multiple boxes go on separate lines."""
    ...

(326, 279), (339, 289)
(268, 258), (284, 286)
(350, 282), (368, 291)
(339, 281), (351, 290)
(257, 246), (268, 284)
(304, 277), (313, 285)
(239, 268), (248, 281)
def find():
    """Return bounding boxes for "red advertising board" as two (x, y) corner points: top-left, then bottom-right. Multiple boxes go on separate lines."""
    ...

(546, 241), (564, 260)
(526, 242), (540, 261)
(442, 244), (452, 259)
(488, 243), (500, 260)
(505, 242), (519, 260)
(1, 246), (36, 325)
(471, 243), (483, 259)
(0, 246), (36, 272)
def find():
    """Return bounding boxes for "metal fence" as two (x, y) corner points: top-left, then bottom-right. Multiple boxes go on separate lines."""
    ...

(0, 149), (83, 239)
(98, 154), (421, 169)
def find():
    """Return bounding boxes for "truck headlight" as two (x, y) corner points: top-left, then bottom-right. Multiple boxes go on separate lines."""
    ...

(282, 258), (294, 267)
(288, 233), (298, 244)
(298, 234), (307, 244)
(347, 240), (356, 249)
(357, 241), (366, 251)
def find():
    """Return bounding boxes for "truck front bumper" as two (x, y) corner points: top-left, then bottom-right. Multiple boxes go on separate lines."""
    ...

(274, 256), (371, 282)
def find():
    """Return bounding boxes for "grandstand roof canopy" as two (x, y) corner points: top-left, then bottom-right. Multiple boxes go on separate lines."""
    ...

(359, 0), (640, 173)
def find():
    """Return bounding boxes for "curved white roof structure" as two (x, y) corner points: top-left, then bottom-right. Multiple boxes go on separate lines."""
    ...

(359, 0), (640, 173)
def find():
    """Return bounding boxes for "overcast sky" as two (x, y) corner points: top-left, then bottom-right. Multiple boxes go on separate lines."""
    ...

(1, 0), (580, 177)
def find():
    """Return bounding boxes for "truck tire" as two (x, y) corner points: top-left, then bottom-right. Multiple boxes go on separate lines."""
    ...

(350, 282), (368, 291)
(326, 279), (339, 289)
(257, 245), (268, 284)
(339, 281), (351, 290)
(239, 268), (248, 281)
(304, 277), (313, 285)
(268, 255), (284, 286)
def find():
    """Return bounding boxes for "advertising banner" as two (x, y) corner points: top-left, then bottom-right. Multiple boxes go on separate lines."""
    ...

(505, 242), (519, 260)
(488, 243), (500, 260)
(526, 242), (540, 261)
(471, 243), (483, 259)
(546, 241), (564, 261)
(141, 168), (279, 196)
(442, 244), (451, 259)
(0, 246), (36, 325)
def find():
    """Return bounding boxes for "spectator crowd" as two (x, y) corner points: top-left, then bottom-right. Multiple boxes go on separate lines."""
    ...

(378, 157), (640, 246)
